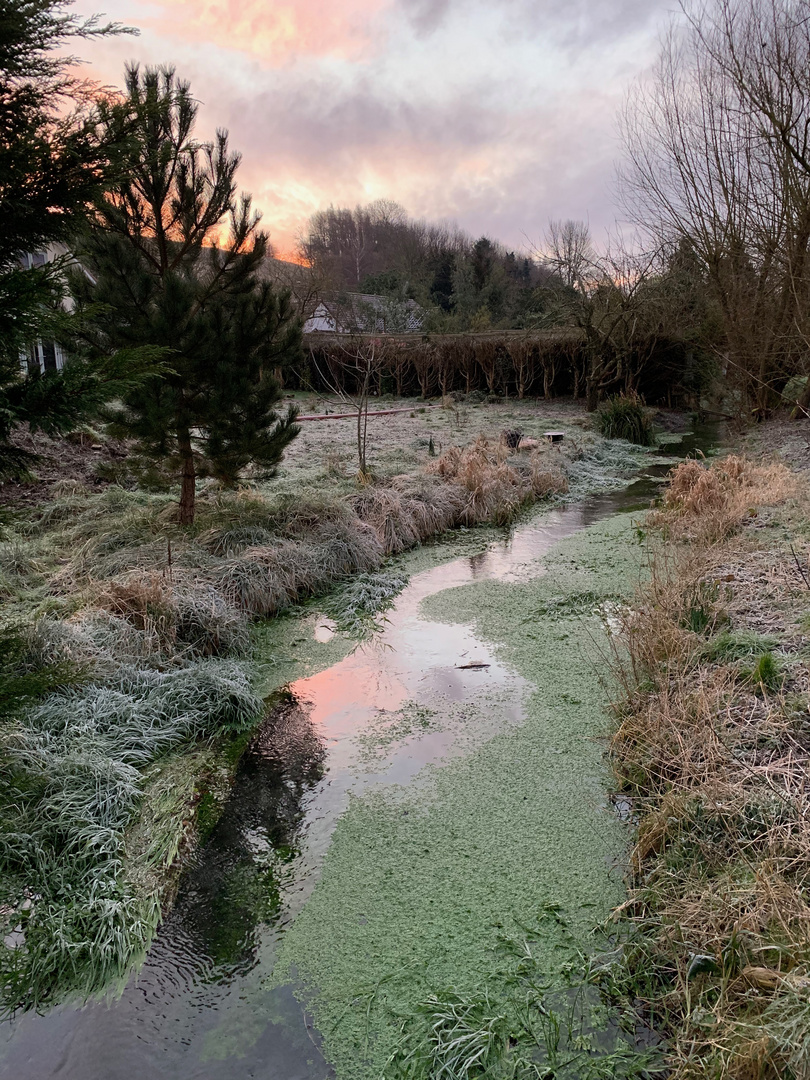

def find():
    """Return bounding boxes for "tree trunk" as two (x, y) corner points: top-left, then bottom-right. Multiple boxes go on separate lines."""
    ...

(178, 431), (196, 525)
(585, 373), (599, 412)
(791, 375), (810, 419)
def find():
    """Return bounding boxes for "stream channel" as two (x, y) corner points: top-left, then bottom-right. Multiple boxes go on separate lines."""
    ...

(0, 426), (718, 1080)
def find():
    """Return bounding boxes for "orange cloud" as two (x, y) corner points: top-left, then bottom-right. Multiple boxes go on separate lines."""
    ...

(143, 0), (391, 63)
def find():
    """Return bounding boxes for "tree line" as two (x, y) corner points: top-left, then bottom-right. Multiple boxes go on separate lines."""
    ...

(4, 0), (810, 526)
(299, 202), (553, 331)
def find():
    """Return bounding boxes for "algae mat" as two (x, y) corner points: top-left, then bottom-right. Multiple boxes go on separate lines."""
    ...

(272, 511), (646, 1079)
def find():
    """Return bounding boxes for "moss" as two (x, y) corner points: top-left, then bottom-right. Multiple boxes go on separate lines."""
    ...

(269, 512), (647, 1080)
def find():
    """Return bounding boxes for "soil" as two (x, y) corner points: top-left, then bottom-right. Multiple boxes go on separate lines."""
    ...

(0, 425), (128, 509)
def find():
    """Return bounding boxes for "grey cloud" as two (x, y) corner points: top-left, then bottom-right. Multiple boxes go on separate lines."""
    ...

(225, 71), (506, 168)
(393, 0), (672, 48)
(398, 0), (455, 36)
(505, 0), (672, 47)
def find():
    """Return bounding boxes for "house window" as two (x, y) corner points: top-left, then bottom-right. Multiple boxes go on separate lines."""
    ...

(20, 251), (48, 269)
(41, 340), (57, 371)
(24, 340), (64, 374)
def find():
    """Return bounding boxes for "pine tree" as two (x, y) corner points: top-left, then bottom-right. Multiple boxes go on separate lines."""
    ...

(72, 66), (302, 524)
(0, 0), (139, 477)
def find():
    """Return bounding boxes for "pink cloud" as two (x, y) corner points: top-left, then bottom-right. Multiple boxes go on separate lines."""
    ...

(140, 0), (391, 63)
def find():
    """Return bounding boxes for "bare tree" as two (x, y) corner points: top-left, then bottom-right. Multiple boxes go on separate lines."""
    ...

(619, 0), (810, 414)
(310, 338), (387, 479)
(544, 219), (596, 290)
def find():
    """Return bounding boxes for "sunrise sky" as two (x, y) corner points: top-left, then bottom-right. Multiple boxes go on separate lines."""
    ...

(75, 0), (675, 259)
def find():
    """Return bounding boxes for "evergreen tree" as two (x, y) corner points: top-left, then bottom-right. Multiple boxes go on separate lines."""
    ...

(0, 0), (141, 478)
(72, 65), (301, 524)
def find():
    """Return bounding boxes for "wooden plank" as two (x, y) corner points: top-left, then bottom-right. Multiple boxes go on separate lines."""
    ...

(297, 404), (442, 421)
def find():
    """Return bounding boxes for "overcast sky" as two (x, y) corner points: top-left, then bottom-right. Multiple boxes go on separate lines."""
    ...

(75, 0), (677, 258)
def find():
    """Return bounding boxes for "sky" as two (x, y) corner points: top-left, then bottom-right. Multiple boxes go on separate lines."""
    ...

(74, 0), (676, 259)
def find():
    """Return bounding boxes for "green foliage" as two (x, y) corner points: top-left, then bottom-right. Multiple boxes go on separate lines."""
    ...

(679, 581), (725, 635)
(595, 394), (656, 446)
(745, 651), (783, 693)
(0, 625), (85, 721)
(387, 991), (510, 1079)
(703, 629), (778, 662)
(0, 0), (150, 477)
(72, 64), (302, 523)
(384, 911), (667, 1080)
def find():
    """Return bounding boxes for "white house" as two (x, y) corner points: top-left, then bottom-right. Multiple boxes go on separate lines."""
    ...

(303, 293), (424, 335)
(19, 246), (69, 374)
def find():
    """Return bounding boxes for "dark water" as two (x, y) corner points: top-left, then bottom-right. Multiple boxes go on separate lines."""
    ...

(0, 425), (718, 1080)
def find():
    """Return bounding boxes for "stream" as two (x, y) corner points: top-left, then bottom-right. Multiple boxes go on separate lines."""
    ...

(0, 426), (717, 1080)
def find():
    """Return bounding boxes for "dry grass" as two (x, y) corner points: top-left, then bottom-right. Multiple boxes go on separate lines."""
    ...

(609, 454), (810, 1078)
(655, 455), (798, 543)
(427, 435), (567, 526)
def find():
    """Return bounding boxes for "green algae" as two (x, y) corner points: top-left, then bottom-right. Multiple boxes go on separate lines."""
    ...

(271, 511), (649, 1080)
(356, 701), (440, 767)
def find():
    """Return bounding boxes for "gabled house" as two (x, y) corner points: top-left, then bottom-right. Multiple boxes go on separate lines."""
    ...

(304, 293), (424, 335)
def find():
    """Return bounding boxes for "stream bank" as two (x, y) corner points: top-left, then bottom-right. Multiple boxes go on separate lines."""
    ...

(0, 427), (717, 1079)
(607, 451), (810, 1078)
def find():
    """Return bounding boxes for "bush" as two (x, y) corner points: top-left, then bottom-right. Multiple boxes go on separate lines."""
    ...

(595, 393), (656, 446)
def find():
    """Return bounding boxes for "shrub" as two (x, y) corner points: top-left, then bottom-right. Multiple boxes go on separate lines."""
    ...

(595, 392), (655, 445)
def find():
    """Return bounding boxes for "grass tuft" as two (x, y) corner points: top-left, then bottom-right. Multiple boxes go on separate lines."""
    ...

(595, 393), (655, 446)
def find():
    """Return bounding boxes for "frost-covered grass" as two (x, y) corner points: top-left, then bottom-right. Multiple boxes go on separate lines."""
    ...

(0, 657), (262, 1016)
(321, 570), (409, 637)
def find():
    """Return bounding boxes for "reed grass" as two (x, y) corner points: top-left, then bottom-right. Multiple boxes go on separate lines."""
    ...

(607, 453), (810, 1078)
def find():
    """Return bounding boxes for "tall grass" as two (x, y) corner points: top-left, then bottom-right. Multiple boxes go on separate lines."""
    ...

(607, 453), (810, 1078)
(0, 659), (262, 1015)
(427, 435), (567, 525)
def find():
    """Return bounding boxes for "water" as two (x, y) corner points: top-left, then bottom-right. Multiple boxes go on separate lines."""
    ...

(0, 425), (718, 1080)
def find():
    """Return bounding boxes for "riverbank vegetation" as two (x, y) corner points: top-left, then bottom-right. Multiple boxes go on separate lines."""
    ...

(608, 454), (810, 1077)
(0, 393), (651, 1015)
